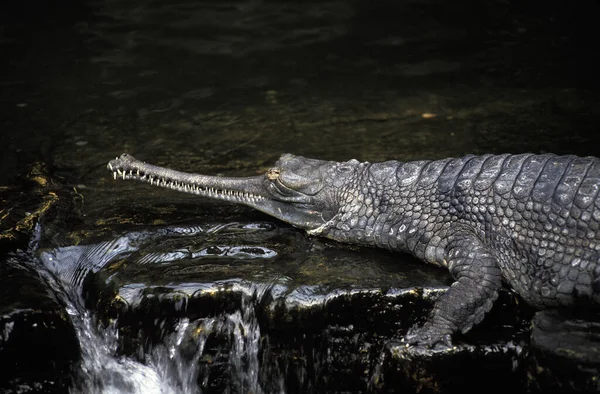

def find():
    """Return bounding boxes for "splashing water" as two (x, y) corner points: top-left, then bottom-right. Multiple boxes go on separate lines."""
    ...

(69, 309), (171, 394)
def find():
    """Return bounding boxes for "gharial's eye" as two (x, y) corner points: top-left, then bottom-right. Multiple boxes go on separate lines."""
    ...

(337, 165), (352, 173)
(267, 168), (280, 180)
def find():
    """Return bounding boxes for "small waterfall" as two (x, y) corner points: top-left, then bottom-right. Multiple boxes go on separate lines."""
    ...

(142, 304), (266, 394)
(31, 224), (270, 394)
(224, 301), (264, 394)
(68, 310), (171, 394)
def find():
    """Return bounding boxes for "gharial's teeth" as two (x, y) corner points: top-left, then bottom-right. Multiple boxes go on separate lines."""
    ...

(108, 163), (113, 171)
(113, 172), (117, 180)
(150, 177), (153, 185)
(117, 169), (122, 175)
(137, 169), (140, 176)
(122, 171), (126, 180)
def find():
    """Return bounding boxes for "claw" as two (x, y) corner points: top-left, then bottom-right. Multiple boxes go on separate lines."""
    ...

(405, 324), (454, 349)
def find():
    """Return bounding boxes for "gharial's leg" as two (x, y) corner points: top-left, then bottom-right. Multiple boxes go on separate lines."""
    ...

(405, 229), (503, 348)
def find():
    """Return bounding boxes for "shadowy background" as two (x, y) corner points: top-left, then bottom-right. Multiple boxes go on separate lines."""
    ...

(1, 0), (599, 188)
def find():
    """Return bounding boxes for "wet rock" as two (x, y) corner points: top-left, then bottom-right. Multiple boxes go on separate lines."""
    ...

(60, 222), (534, 393)
(528, 310), (600, 393)
(34, 221), (600, 393)
(381, 293), (529, 393)
(0, 254), (80, 393)
(0, 161), (58, 256)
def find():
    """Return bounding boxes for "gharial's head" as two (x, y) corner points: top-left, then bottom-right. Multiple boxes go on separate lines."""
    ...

(107, 153), (364, 231)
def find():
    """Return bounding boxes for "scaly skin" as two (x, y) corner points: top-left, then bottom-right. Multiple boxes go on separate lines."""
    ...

(107, 153), (600, 347)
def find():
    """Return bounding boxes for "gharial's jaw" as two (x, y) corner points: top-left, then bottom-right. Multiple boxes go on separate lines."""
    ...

(107, 153), (327, 231)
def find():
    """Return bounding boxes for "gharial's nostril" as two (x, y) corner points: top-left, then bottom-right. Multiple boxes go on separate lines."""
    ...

(267, 168), (280, 180)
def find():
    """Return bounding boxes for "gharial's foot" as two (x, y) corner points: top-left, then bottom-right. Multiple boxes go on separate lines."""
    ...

(403, 323), (454, 350)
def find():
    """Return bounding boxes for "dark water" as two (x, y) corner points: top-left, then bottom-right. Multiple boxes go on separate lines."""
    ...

(1, 0), (599, 392)
(2, 0), (599, 185)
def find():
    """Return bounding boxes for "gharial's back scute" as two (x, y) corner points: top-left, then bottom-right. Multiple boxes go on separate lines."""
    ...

(394, 160), (429, 187)
(572, 159), (600, 210)
(492, 154), (530, 196)
(531, 156), (574, 203)
(438, 154), (600, 215)
(439, 155), (476, 193)
(555, 157), (600, 208)
(473, 154), (507, 191)
(417, 159), (450, 188)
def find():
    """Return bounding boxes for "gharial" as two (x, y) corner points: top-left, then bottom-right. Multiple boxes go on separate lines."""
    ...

(107, 152), (600, 347)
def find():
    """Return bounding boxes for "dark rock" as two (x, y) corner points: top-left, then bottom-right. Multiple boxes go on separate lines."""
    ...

(0, 254), (80, 393)
(528, 310), (600, 393)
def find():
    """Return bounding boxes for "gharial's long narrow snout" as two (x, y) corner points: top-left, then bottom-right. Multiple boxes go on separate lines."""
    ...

(107, 153), (327, 230)
(107, 153), (268, 203)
